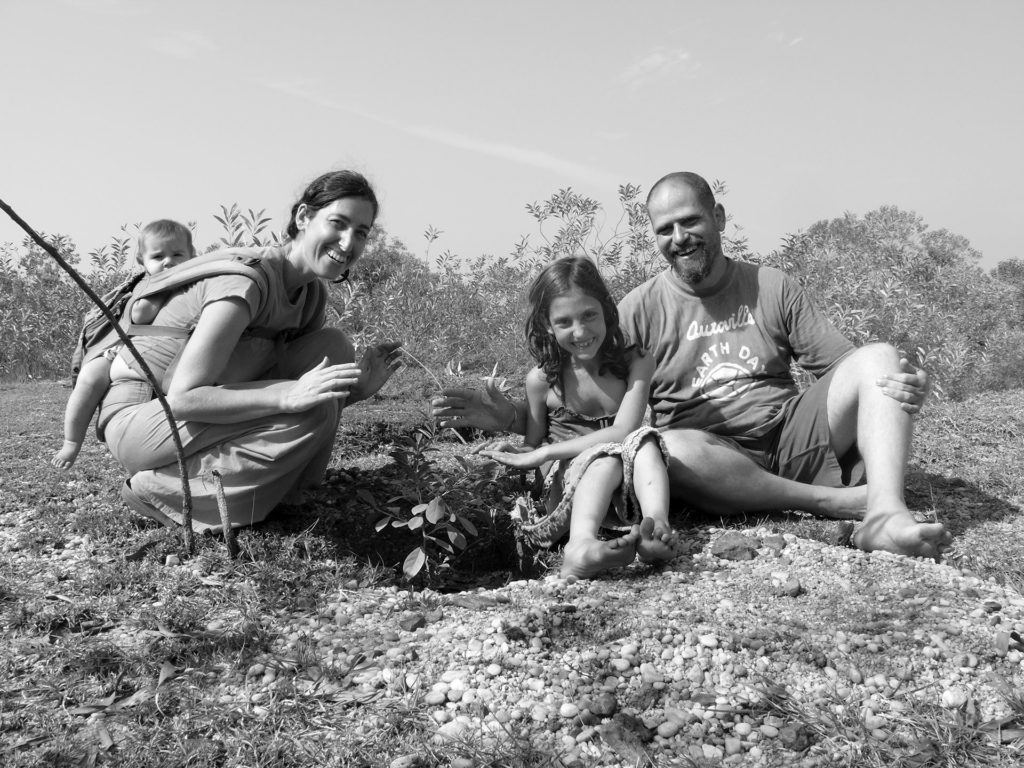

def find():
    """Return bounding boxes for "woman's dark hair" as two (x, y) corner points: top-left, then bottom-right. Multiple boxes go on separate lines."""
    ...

(525, 256), (634, 390)
(285, 170), (379, 239)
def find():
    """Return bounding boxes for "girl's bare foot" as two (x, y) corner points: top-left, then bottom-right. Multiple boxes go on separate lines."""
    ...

(817, 485), (868, 520)
(852, 508), (952, 560)
(636, 517), (680, 564)
(561, 527), (640, 579)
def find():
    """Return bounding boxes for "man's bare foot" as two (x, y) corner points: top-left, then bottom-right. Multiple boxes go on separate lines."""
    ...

(852, 508), (952, 560)
(636, 517), (680, 564)
(561, 527), (640, 579)
(816, 485), (868, 520)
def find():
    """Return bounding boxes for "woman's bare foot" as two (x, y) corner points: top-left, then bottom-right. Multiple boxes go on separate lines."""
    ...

(561, 527), (640, 579)
(636, 517), (680, 564)
(852, 508), (952, 560)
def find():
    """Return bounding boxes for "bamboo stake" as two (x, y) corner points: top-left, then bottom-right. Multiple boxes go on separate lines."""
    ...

(0, 197), (196, 553)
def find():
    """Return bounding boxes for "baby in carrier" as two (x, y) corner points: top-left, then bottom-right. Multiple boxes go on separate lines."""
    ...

(51, 219), (195, 469)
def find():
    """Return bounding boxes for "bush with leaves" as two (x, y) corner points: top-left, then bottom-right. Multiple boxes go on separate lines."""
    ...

(3, 189), (1021, 401)
(361, 421), (513, 581)
(0, 233), (124, 380)
(756, 206), (1024, 399)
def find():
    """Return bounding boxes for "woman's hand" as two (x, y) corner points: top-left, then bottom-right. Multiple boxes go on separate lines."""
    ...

(349, 341), (403, 404)
(281, 357), (362, 412)
(479, 444), (547, 469)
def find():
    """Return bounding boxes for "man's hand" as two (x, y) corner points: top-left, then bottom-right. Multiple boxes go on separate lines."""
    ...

(431, 381), (517, 433)
(876, 358), (930, 414)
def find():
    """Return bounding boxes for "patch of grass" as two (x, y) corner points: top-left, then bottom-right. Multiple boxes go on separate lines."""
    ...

(2, 381), (1023, 766)
(754, 671), (1024, 767)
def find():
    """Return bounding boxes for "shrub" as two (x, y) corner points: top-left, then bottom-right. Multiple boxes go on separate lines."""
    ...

(2, 192), (1021, 399)
(756, 206), (1024, 399)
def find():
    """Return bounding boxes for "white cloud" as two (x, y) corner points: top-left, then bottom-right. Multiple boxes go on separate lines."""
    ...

(147, 29), (217, 60)
(64, 0), (142, 13)
(264, 79), (621, 189)
(617, 47), (699, 90)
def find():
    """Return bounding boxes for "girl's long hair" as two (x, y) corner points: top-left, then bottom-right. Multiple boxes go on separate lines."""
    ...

(525, 256), (634, 390)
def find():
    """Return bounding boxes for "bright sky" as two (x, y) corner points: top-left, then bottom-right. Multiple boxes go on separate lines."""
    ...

(1, 0), (1020, 271)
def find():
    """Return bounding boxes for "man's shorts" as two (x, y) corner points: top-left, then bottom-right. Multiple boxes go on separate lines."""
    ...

(723, 369), (865, 488)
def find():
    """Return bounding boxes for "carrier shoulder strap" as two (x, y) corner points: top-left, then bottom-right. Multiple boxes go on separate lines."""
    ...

(71, 272), (146, 381)
(121, 252), (272, 339)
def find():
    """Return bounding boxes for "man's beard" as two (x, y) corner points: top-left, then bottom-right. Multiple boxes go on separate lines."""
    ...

(669, 243), (716, 285)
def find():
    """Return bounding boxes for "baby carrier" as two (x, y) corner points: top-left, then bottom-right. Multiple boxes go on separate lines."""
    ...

(73, 249), (325, 391)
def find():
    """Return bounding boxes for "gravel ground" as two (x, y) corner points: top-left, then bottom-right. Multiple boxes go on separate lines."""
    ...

(21, 523), (1023, 766)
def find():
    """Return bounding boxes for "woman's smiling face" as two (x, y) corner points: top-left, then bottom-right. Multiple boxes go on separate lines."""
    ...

(294, 197), (376, 281)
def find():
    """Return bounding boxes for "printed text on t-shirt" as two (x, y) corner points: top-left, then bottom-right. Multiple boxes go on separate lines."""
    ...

(685, 304), (756, 340)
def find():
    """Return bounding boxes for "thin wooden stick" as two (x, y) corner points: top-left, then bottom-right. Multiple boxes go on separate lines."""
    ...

(211, 470), (238, 559)
(0, 197), (196, 553)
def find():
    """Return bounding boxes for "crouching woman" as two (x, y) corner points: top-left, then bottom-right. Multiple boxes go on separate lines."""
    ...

(98, 170), (401, 530)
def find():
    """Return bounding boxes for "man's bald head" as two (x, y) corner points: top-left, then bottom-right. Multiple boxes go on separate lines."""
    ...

(646, 172), (717, 213)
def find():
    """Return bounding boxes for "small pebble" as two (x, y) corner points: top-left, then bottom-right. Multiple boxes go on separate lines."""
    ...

(657, 721), (680, 738)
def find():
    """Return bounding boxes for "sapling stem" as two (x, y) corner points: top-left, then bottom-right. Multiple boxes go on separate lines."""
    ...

(398, 348), (468, 445)
(400, 347), (443, 391)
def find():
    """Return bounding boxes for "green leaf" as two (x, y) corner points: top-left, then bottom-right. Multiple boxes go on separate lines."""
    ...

(403, 547), (426, 579)
(457, 516), (478, 536)
(357, 488), (376, 506)
(448, 531), (467, 550)
(407, 516), (424, 531)
(412, 503), (429, 516)
(374, 517), (390, 533)
(434, 540), (455, 555)
(391, 520), (407, 529)
(426, 497), (446, 524)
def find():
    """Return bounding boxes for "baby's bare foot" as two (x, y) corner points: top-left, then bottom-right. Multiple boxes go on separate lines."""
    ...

(852, 508), (952, 561)
(636, 517), (680, 564)
(561, 527), (640, 579)
(51, 444), (79, 471)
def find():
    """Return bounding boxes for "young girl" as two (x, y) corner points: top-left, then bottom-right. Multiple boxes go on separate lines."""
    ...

(481, 256), (679, 579)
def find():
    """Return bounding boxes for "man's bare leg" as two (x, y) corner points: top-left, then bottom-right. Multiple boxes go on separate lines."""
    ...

(826, 344), (951, 559)
(562, 457), (641, 579)
(660, 430), (867, 519)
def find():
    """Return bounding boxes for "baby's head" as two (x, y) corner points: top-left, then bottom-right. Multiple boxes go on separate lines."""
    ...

(136, 219), (196, 275)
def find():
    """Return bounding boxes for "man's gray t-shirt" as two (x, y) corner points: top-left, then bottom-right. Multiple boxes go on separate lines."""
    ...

(618, 260), (855, 438)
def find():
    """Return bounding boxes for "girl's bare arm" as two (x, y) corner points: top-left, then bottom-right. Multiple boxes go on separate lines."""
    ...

(531, 352), (655, 462)
(523, 367), (550, 449)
